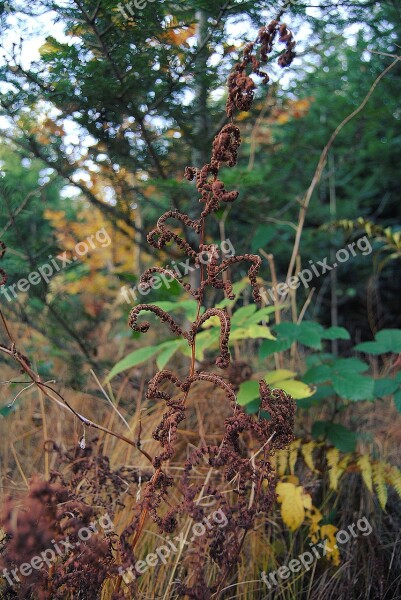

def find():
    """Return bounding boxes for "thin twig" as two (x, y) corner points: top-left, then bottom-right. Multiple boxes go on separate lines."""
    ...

(286, 56), (401, 282)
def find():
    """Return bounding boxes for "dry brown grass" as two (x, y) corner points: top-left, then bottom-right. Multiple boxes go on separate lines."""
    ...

(1, 353), (400, 599)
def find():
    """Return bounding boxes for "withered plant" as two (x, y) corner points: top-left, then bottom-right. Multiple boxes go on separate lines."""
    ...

(0, 15), (297, 600)
(116, 18), (297, 599)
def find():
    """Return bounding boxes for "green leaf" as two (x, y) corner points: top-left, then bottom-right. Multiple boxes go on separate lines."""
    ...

(251, 224), (276, 251)
(332, 373), (375, 401)
(297, 397), (319, 409)
(259, 337), (292, 358)
(237, 380), (259, 406)
(150, 299), (198, 316)
(193, 329), (220, 360)
(305, 353), (334, 368)
(298, 329), (323, 349)
(0, 403), (16, 418)
(311, 421), (328, 438)
(275, 322), (301, 342)
(297, 322), (325, 349)
(374, 378), (399, 398)
(327, 424), (357, 452)
(332, 357), (369, 374)
(261, 321), (327, 353)
(216, 279), (249, 309)
(375, 329), (401, 352)
(312, 421), (357, 452)
(231, 304), (257, 325)
(355, 329), (401, 354)
(246, 306), (276, 325)
(297, 385), (334, 408)
(262, 322), (347, 352)
(354, 341), (387, 355)
(394, 389), (401, 413)
(310, 384), (336, 401)
(156, 340), (182, 370)
(244, 398), (262, 414)
(106, 345), (160, 381)
(303, 364), (332, 384)
(230, 324), (275, 340)
(259, 321), (299, 357)
(322, 326), (350, 340)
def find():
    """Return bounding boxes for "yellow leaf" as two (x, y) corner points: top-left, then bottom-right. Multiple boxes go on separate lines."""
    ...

(326, 448), (340, 491)
(265, 370), (297, 384)
(289, 439), (301, 475)
(236, 111), (250, 121)
(307, 505), (323, 543)
(272, 378), (314, 399)
(320, 524), (340, 566)
(338, 455), (351, 470)
(293, 98), (311, 112)
(39, 40), (60, 56)
(373, 461), (387, 510)
(276, 449), (288, 477)
(387, 465), (401, 498)
(277, 113), (290, 125)
(301, 441), (318, 473)
(302, 491), (312, 511)
(282, 474), (300, 485)
(162, 22), (196, 46)
(276, 482), (312, 531)
(357, 455), (373, 492)
(270, 453), (277, 471)
(201, 315), (220, 328)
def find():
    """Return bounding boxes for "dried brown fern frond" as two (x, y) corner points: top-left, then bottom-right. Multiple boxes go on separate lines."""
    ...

(0, 11), (298, 600)
(118, 14), (298, 599)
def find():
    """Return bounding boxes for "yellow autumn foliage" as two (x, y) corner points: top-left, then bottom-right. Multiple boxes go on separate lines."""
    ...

(276, 481), (312, 531)
(43, 205), (137, 313)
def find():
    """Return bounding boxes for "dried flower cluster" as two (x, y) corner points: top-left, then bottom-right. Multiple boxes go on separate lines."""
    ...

(0, 444), (150, 600)
(120, 18), (297, 598)
(226, 21), (296, 117)
(0, 474), (114, 600)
